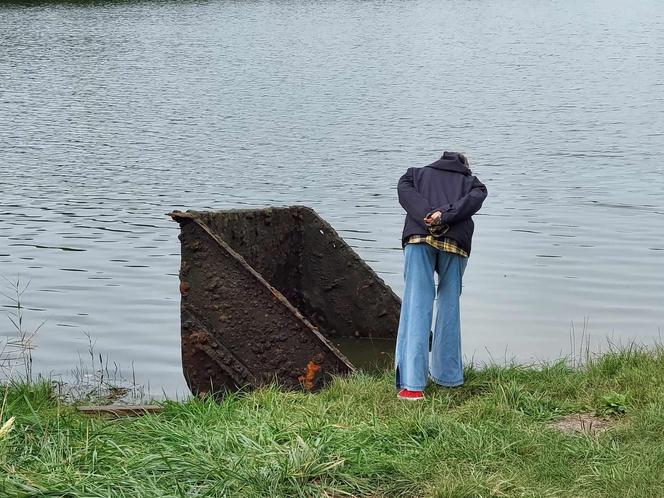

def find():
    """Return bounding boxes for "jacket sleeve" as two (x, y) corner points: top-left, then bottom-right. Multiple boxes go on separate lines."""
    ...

(437, 176), (488, 225)
(397, 168), (433, 220)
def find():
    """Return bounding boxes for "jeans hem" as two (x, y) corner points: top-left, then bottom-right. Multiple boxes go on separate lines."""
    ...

(430, 375), (463, 387)
(397, 385), (427, 391)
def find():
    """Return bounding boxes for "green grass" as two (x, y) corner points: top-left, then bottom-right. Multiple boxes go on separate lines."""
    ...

(1, 345), (664, 497)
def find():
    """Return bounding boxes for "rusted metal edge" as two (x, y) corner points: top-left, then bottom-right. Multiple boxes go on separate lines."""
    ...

(168, 210), (197, 220)
(168, 210), (356, 373)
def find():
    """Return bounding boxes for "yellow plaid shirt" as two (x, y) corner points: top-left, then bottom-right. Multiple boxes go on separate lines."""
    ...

(406, 234), (468, 258)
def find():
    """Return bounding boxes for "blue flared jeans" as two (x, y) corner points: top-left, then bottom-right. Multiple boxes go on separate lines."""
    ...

(395, 243), (467, 391)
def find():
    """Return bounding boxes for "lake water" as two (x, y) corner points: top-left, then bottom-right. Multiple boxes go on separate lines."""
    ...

(1, 0), (663, 398)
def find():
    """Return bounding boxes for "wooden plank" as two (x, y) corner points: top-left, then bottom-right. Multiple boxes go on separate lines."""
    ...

(76, 405), (163, 417)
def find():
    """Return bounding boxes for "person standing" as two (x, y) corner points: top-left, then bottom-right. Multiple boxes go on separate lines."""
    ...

(395, 151), (487, 400)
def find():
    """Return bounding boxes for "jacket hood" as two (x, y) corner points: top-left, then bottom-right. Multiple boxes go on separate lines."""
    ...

(426, 151), (471, 175)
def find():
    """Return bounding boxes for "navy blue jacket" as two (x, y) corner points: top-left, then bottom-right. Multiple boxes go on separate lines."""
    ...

(397, 152), (488, 255)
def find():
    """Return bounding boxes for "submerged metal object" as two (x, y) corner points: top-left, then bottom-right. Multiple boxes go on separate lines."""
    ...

(170, 207), (400, 396)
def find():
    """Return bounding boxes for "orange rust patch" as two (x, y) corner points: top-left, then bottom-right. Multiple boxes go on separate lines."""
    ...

(298, 360), (321, 391)
(180, 281), (190, 296)
(189, 331), (208, 345)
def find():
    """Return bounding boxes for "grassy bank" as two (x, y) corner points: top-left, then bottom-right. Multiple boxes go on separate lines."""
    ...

(1, 346), (664, 497)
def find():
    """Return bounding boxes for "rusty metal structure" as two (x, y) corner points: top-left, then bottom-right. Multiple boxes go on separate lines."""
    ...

(170, 207), (400, 396)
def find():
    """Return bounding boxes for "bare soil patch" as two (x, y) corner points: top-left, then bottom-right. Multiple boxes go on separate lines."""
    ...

(548, 413), (617, 435)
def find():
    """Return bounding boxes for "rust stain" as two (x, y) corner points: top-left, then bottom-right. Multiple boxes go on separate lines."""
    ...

(180, 281), (190, 296)
(189, 331), (208, 345)
(298, 360), (321, 391)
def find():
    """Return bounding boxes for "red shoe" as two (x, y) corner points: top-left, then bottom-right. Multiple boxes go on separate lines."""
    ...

(397, 388), (424, 401)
